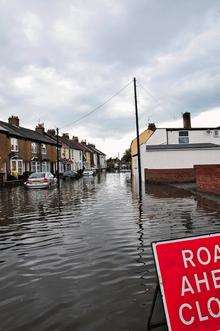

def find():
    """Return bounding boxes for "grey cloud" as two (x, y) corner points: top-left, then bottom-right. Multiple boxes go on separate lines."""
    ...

(0, 0), (220, 155)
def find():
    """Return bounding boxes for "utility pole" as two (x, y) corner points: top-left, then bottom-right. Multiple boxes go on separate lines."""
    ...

(133, 77), (142, 199)
(56, 128), (60, 186)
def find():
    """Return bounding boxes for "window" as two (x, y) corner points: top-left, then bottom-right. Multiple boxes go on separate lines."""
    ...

(11, 138), (19, 152)
(10, 159), (23, 176)
(31, 161), (41, 173)
(213, 130), (219, 138)
(42, 161), (50, 172)
(179, 131), (189, 144)
(41, 144), (47, 154)
(31, 142), (37, 154)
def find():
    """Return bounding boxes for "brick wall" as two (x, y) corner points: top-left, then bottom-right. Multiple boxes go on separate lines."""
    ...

(145, 168), (195, 183)
(47, 145), (57, 162)
(195, 164), (220, 195)
(0, 133), (9, 173)
(19, 139), (32, 161)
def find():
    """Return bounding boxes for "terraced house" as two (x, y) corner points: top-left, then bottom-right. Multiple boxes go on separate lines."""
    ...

(47, 131), (84, 174)
(0, 116), (58, 183)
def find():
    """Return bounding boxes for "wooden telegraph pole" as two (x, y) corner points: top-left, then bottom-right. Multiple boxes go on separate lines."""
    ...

(56, 128), (60, 186)
(133, 77), (142, 199)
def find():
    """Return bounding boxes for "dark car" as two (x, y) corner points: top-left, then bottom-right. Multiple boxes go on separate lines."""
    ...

(62, 170), (78, 180)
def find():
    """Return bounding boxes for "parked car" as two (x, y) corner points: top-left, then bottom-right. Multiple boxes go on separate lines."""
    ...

(24, 172), (57, 189)
(62, 170), (77, 180)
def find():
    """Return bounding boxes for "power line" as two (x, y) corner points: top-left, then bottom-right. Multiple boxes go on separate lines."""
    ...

(60, 80), (133, 130)
(137, 82), (164, 108)
(138, 81), (183, 110)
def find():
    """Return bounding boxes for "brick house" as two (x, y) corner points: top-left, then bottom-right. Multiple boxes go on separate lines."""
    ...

(46, 131), (84, 173)
(86, 143), (106, 171)
(0, 116), (58, 181)
(131, 112), (220, 183)
(80, 141), (95, 170)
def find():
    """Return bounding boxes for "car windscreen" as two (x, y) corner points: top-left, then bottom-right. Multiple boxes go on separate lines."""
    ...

(29, 172), (46, 179)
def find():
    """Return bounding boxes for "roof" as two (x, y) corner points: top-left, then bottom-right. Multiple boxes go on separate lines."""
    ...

(87, 144), (106, 156)
(78, 142), (93, 153)
(65, 139), (84, 151)
(146, 143), (220, 151)
(166, 127), (220, 131)
(0, 125), (9, 133)
(0, 120), (57, 145)
(131, 128), (155, 156)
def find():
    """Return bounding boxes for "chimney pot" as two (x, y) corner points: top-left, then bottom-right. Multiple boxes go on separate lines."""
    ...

(8, 115), (19, 127)
(183, 112), (191, 129)
(35, 123), (45, 134)
(148, 123), (156, 131)
(47, 129), (56, 136)
(62, 133), (69, 140)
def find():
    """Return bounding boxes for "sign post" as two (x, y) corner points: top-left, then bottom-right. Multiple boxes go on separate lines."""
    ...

(151, 233), (220, 331)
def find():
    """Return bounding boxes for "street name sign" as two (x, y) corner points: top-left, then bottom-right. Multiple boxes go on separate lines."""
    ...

(152, 233), (220, 331)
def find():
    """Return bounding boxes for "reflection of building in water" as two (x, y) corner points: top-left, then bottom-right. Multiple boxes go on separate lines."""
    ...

(145, 183), (192, 199)
(197, 194), (220, 213)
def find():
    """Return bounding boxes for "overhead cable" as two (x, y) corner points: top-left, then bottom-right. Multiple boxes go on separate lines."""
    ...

(60, 80), (133, 130)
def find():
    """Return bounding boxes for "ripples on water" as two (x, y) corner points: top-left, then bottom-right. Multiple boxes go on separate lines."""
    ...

(0, 173), (219, 331)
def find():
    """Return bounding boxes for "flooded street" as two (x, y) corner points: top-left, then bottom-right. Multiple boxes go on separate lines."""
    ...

(0, 173), (220, 331)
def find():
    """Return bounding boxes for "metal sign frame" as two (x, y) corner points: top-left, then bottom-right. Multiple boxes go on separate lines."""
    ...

(150, 232), (220, 331)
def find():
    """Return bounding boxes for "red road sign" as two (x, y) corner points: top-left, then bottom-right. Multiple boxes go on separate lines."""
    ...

(152, 233), (220, 331)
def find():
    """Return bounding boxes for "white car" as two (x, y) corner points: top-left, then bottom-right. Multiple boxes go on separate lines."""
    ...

(83, 170), (94, 176)
(25, 172), (57, 189)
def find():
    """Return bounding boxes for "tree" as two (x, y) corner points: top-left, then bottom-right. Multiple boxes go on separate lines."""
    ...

(121, 148), (131, 164)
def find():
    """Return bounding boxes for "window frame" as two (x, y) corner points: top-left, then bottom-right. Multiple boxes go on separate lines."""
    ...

(41, 144), (47, 155)
(10, 138), (19, 152)
(178, 130), (189, 144)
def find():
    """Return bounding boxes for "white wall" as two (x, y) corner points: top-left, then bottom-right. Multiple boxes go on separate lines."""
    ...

(132, 128), (220, 181)
(93, 153), (98, 169)
(146, 129), (167, 145)
(99, 155), (106, 169)
(168, 129), (220, 144)
(133, 145), (220, 181)
(71, 149), (83, 171)
(146, 128), (220, 145)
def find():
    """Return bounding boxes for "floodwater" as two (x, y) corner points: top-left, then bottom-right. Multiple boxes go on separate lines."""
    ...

(0, 173), (219, 331)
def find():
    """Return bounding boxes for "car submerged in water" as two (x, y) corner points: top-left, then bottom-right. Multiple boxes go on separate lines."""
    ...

(62, 170), (78, 180)
(24, 172), (57, 189)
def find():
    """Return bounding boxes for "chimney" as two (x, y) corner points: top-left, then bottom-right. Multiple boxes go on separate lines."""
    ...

(35, 123), (45, 135)
(148, 123), (156, 131)
(88, 143), (95, 148)
(81, 140), (87, 145)
(183, 112), (191, 129)
(62, 133), (69, 140)
(47, 129), (56, 136)
(8, 115), (19, 127)
(72, 136), (79, 142)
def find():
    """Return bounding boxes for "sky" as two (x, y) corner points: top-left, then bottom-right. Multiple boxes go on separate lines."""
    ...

(0, 0), (220, 157)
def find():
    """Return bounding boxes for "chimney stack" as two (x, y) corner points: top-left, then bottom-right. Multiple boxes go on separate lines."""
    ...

(148, 123), (156, 131)
(62, 133), (69, 140)
(47, 129), (56, 136)
(183, 112), (191, 129)
(81, 140), (87, 145)
(72, 136), (79, 142)
(35, 123), (45, 135)
(8, 115), (19, 127)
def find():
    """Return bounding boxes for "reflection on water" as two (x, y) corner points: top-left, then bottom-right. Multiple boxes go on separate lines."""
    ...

(0, 173), (219, 331)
